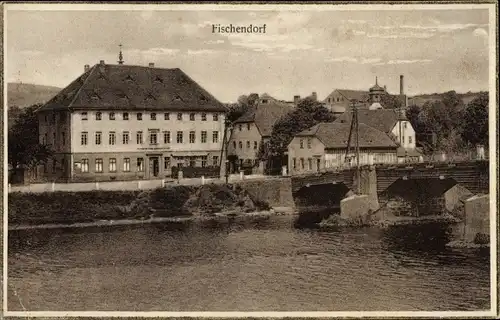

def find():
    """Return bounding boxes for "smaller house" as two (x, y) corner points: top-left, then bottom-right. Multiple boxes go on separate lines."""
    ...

(228, 99), (294, 173)
(287, 122), (398, 174)
(334, 109), (422, 163)
(322, 89), (370, 115)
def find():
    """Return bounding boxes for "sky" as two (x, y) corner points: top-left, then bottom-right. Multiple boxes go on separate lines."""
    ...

(5, 5), (492, 103)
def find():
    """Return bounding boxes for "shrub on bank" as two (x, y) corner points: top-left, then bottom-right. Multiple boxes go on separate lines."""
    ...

(9, 184), (273, 225)
(8, 190), (141, 224)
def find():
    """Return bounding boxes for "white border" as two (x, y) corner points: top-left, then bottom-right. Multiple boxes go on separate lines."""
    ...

(2, 2), (498, 318)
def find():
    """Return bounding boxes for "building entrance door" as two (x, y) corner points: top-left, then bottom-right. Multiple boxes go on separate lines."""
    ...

(149, 157), (159, 178)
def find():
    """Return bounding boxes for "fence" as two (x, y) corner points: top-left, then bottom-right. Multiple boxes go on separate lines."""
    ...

(8, 173), (274, 194)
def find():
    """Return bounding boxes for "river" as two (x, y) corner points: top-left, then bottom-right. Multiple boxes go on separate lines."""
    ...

(7, 215), (490, 312)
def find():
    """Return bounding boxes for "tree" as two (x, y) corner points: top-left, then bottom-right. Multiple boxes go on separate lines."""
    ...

(8, 104), (53, 170)
(380, 93), (402, 109)
(264, 97), (336, 159)
(226, 93), (260, 123)
(460, 92), (488, 147)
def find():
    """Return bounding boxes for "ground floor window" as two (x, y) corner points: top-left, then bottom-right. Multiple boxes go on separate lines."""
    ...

(189, 157), (196, 167)
(213, 156), (219, 166)
(109, 158), (117, 172)
(201, 156), (207, 167)
(95, 159), (103, 173)
(123, 158), (130, 172)
(164, 157), (171, 169)
(81, 159), (89, 173)
(137, 158), (144, 172)
(308, 158), (312, 170)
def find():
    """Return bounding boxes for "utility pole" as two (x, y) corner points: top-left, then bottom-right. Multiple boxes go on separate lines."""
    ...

(354, 102), (360, 194)
(344, 100), (361, 194)
(219, 117), (231, 184)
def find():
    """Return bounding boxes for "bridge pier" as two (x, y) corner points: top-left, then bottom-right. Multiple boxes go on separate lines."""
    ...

(340, 166), (379, 222)
(462, 194), (490, 244)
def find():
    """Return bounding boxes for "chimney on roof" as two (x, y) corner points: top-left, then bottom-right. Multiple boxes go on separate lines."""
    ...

(311, 92), (317, 101)
(294, 95), (300, 104)
(400, 75), (404, 95)
(84, 64), (90, 72)
(100, 60), (105, 65)
(149, 62), (155, 68)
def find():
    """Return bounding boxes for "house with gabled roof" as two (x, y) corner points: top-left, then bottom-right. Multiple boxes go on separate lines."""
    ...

(228, 99), (294, 173)
(322, 89), (371, 114)
(334, 108), (422, 163)
(287, 122), (398, 174)
(35, 57), (227, 182)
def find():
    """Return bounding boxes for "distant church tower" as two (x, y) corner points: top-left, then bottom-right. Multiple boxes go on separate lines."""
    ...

(368, 76), (385, 110)
(118, 44), (124, 65)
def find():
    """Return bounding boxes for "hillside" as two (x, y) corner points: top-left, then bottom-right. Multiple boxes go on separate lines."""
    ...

(408, 92), (486, 108)
(8, 82), (61, 108)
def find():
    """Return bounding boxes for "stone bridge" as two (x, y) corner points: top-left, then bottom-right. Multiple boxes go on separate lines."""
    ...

(291, 160), (489, 196)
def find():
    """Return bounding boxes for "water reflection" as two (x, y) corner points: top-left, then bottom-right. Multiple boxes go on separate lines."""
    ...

(8, 214), (490, 311)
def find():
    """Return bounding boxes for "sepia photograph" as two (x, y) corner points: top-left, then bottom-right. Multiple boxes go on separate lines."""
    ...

(2, 2), (497, 317)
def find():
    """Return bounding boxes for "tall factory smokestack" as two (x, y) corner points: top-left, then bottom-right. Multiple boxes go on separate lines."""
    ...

(400, 75), (404, 95)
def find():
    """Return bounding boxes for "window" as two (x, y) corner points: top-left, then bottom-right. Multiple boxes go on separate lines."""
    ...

(189, 113), (195, 121)
(402, 136), (405, 144)
(189, 131), (196, 143)
(123, 132), (130, 144)
(137, 113), (143, 120)
(109, 112), (115, 120)
(137, 131), (143, 144)
(96, 112), (102, 120)
(239, 141), (243, 149)
(254, 141), (258, 150)
(246, 141), (250, 149)
(81, 159), (89, 173)
(233, 141), (237, 149)
(95, 159), (103, 173)
(123, 112), (129, 120)
(163, 131), (171, 144)
(95, 132), (102, 145)
(109, 132), (116, 145)
(177, 113), (183, 120)
(300, 158), (305, 169)
(201, 113), (207, 121)
(137, 158), (144, 172)
(109, 158), (117, 172)
(81, 112), (88, 120)
(176, 131), (183, 143)
(308, 158), (312, 170)
(238, 124), (242, 131)
(150, 131), (158, 145)
(247, 123), (251, 130)
(52, 159), (57, 173)
(151, 113), (156, 120)
(292, 158), (297, 169)
(201, 156), (207, 168)
(81, 132), (88, 145)
(189, 158), (196, 167)
(164, 113), (170, 120)
(213, 156), (219, 166)
(212, 131), (219, 143)
(62, 132), (66, 146)
(409, 136), (413, 144)
(307, 138), (312, 149)
(213, 114), (219, 121)
(300, 139), (304, 149)
(123, 158), (130, 172)
(404, 122), (408, 129)
(164, 157), (171, 169)
(201, 131), (207, 143)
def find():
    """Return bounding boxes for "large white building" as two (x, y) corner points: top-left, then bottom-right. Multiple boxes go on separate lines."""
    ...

(35, 59), (227, 182)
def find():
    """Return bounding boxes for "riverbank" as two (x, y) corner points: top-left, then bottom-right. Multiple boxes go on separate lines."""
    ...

(8, 183), (290, 228)
(9, 207), (297, 231)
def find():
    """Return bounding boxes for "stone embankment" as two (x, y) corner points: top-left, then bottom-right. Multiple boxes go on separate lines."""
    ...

(8, 180), (296, 230)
